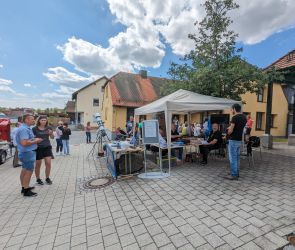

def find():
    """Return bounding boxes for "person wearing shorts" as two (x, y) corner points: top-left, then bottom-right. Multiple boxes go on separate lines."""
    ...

(32, 116), (54, 185)
(15, 114), (43, 197)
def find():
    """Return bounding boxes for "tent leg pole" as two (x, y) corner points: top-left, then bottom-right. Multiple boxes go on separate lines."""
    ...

(159, 147), (162, 174)
(144, 145), (147, 175)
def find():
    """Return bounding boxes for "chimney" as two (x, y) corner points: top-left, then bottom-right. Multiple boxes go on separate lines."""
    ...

(139, 70), (147, 79)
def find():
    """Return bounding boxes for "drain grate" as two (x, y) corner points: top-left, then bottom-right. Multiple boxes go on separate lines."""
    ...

(83, 176), (115, 190)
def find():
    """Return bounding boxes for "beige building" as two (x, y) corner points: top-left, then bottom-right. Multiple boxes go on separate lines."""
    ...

(72, 77), (108, 127)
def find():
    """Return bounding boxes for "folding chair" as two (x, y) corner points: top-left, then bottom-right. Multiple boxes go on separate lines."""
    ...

(249, 136), (262, 160)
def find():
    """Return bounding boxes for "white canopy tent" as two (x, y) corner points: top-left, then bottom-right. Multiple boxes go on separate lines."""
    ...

(135, 89), (241, 174)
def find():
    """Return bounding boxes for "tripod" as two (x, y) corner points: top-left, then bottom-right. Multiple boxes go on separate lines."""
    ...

(88, 128), (110, 157)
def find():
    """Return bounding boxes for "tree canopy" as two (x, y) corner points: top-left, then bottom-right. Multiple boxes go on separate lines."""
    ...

(165, 0), (271, 100)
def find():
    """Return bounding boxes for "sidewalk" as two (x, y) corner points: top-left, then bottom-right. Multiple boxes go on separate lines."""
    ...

(0, 142), (294, 249)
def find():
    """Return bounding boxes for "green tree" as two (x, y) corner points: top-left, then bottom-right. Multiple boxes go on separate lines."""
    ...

(165, 0), (268, 100)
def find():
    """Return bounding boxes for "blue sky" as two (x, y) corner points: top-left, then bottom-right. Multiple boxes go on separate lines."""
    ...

(0, 0), (295, 108)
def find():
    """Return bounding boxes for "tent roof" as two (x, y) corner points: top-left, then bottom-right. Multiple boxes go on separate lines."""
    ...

(135, 89), (240, 115)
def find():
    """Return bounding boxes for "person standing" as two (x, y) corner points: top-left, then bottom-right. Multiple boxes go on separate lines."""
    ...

(126, 116), (134, 138)
(61, 122), (71, 155)
(55, 121), (63, 155)
(194, 123), (201, 137)
(138, 117), (144, 138)
(11, 122), (22, 168)
(16, 114), (43, 197)
(33, 116), (54, 185)
(245, 114), (253, 142)
(85, 121), (91, 143)
(225, 104), (247, 180)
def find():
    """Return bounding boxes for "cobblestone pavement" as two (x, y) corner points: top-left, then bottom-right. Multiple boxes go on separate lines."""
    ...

(0, 140), (294, 250)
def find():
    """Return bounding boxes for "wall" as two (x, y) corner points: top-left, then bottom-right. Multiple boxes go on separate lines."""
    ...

(101, 84), (113, 131)
(241, 83), (288, 137)
(113, 106), (127, 131)
(76, 78), (107, 127)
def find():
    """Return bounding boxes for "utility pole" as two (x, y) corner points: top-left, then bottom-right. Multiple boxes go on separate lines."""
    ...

(262, 81), (273, 148)
(265, 81), (273, 135)
(292, 91), (295, 134)
(288, 89), (295, 145)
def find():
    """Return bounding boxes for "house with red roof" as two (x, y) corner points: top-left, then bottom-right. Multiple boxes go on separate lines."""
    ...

(101, 70), (169, 131)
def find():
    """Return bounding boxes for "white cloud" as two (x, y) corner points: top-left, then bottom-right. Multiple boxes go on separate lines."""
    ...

(233, 0), (295, 44)
(0, 97), (64, 109)
(42, 92), (70, 99)
(24, 83), (32, 87)
(0, 64), (3, 68)
(0, 77), (25, 96)
(40, 85), (78, 105)
(0, 85), (26, 96)
(52, 0), (295, 79)
(56, 85), (78, 95)
(43, 66), (96, 86)
(0, 78), (12, 85)
(0, 85), (15, 93)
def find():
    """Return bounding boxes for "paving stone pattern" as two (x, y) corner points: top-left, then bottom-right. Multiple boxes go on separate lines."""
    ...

(0, 139), (294, 249)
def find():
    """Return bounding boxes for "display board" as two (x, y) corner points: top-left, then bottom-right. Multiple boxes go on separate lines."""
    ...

(142, 120), (159, 144)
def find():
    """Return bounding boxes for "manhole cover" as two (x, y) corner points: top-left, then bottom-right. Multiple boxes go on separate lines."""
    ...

(83, 177), (114, 190)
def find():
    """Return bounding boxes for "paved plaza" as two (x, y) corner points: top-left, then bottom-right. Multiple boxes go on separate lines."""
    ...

(0, 135), (294, 249)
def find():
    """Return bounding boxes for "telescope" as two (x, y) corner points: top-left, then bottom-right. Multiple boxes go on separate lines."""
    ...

(89, 113), (110, 157)
(94, 113), (106, 137)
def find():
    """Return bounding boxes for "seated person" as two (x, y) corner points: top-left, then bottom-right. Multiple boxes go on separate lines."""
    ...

(199, 123), (222, 165)
(114, 127), (127, 141)
(156, 127), (183, 163)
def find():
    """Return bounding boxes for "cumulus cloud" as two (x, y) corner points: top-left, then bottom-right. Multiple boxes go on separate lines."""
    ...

(41, 92), (70, 99)
(0, 77), (26, 96)
(51, 0), (295, 79)
(0, 78), (13, 85)
(56, 85), (78, 95)
(0, 85), (26, 96)
(43, 66), (96, 86)
(0, 64), (3, 68)
(233, 0), (295, 44)
(24, 83), (32, 87)
(40, 85), (78, 104)
(0, 97), (63, 109)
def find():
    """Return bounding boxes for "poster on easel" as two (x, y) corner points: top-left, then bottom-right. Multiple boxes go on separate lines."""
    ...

(142, 120), (159, 144)
(139, 119), (169, 179)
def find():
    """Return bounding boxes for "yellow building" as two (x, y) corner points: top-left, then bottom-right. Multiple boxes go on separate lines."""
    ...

(72, 77), (108, 127)
(241, 49), (295, 137)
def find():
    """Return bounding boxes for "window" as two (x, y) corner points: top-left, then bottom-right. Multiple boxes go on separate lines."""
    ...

(256, 112), (263, 130)
(93, 98), (99, 106)
(257, 88), (264, 102)
(271, 114), (276, 128)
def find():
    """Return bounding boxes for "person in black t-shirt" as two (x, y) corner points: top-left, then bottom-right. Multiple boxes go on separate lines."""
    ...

(199, 123), (223, 165)
(32, 116), (54, 185)
(225, 103), (247, 180)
